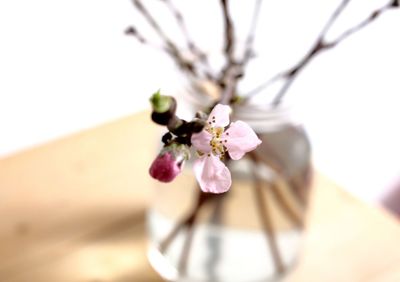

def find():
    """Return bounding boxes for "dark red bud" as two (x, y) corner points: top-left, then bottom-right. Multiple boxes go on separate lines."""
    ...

(149, 151), (182, 182)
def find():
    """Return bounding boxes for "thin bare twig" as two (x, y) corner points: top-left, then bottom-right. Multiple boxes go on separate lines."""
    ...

(245, 0), (398, 105)
(218, 0), (246, 102)
(131, 0), (198, 75)
(250, 157), (285, 274)
(249, 150), (305, 228)
(159, 191), (213, 253)
(319, 0), (351, 40)
(178, 218), (196, 275)
(205, 196), (225, 280)
(159, 0), (215, 80)
(243, 0), (350, 103)
(125, 26), (168, 52)
(217, 0), (241, 104)
(270, 0), (351, 105)
(245, 72), (283, 97)
(242, 0), (263, 65)
(160, 0), (208, 64)
(219, 65), (242, 104)
(251, 139), (308, 208)
(324, 2), (396, 49)
(269, 182), (304, 228)
(220, 0), (235, 64)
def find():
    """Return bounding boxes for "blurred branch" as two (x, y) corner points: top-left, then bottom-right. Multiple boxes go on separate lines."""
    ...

(249, 152), (285, 274)
(125, 26), (166, 51)
(159, 190), (214, 253)
(245, 0), (398, 105)
(160, 0), (209, 66)
(218, 0), (241, 104)
(318, 0), (351, 40)
(220, 0), (235, 65)
(130, 0), (200, 76)
(159, 0), (216, 81)
(323, 0), (397, 49)
(242, 0), (263, 65)
(128, 0), (397, 105)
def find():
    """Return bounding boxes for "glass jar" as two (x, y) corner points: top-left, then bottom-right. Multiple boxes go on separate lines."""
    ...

(147, 102), (312, 282)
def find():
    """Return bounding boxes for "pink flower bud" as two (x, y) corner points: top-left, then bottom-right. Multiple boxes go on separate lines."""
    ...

(149, 144), (189, 182)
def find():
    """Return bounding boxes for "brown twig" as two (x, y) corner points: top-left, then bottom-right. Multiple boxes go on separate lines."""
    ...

(269, 181), (304, 228)
(159, 0), (216, 81)
(244, 0), (398, 105)
(205, 195), (225, 280)
(160, 0), (208, 65)
(131, 0), (174, 49)
(125, 26), (167, 52)
(242, 0), (263, 65)
(250, 158), (285, 274)
(324, 1), (396, 50)
(220, 0), (235, 65)
(217, 0), (243, 105)
(219, 65), (242, 104)
(218, 0), (264, 103)
(159, 190), (213, 253)
(131, 0), (198, 76)
(158, 188), (226, 277)
(319, 0), (351, 39)
(177, 217), (196, 276)
(251, 138), (308, 208)
(249, 150), (305, 228)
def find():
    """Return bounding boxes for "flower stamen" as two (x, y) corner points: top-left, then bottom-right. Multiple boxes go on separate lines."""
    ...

(204, 124), (227, 159)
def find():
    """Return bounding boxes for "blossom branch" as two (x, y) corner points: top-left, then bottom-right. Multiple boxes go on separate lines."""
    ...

(219, 65), (242, 104)
(318, 0), (351, 39)
(131, 0), (199, 76)
(159, 190), (216, 253)
(324, 0), (398, 50)
(178, 220), (196, 275)
(220, 0), (235, 65)
(245, 0), (398, 105)
(125, 26), (167, 52)
(232, 0), (264, 102)
(241, 0), (263, 66)
(269, 182), (304, 228)
(159, 0), (209, 66)
(250, 155), (285, 274)
(252, 138), (308, 207)
(217, 0), (241, 104)
(249, 150), (305, 228)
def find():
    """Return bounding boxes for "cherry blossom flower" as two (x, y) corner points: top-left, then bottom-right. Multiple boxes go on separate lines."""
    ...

(191, 104), (262, 193)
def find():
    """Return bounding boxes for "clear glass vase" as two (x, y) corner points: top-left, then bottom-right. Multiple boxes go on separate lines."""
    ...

(147, 103), (312, 282)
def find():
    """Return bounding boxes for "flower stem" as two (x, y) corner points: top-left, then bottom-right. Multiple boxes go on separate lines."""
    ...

(252, 139), (308, 208)
(205, 195), (225, 280)
(245, 0), (397, 105)
(250, 158), (285, 274)
(158, 190), (214, 253)
(269, 181), (304, 228)
(249, 149), (306, 231)
(220, 0), (235, 65)
(177, 218), (196, 276)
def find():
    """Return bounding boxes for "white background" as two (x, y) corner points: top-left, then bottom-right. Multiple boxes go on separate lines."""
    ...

(0, 0), (399, 203)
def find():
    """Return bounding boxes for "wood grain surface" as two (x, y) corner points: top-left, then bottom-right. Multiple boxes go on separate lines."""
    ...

(0, 111), (399, 282)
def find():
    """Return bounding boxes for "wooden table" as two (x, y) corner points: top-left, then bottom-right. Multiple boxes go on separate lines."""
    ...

(1, 111), (400, 282)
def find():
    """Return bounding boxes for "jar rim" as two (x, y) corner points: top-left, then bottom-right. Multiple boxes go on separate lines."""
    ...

(232, 103), (300, 133)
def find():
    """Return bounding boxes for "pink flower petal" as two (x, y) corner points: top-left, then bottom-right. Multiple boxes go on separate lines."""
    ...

(208, 104), (231, 128)
(191, 130), (212, 153)
(223, 120), (262, 160)
(193, 154), (232, 193)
